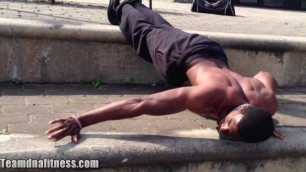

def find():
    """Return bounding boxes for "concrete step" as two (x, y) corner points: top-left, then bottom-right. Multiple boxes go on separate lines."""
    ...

(1, 18), (306, 87)
(1, 0), (306, 87)
(0, 84), (305, 171)
(0, 128), (305, 171)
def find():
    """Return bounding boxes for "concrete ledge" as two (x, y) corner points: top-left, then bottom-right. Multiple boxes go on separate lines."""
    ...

(192, 31), (306, 52)
(1, 18), (306, 86)
(0, 18), (126, 44)
(0, 127), (305, 170)
(1, 18), (306, 51)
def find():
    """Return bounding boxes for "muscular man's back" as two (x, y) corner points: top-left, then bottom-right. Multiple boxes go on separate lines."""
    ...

(186, 58), (278, 118)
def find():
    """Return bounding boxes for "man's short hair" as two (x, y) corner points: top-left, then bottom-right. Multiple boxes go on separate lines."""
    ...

(237, 106), (274, 143)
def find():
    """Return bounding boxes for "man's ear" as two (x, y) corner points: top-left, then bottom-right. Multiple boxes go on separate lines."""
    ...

(273, 129), (284, 140)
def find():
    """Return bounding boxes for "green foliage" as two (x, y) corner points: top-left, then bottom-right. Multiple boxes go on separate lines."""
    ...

(128, 77), (135, 84)
(0, 129), (8, 135)
(10, 78), (22, 85)
(91, 79), (103, 88)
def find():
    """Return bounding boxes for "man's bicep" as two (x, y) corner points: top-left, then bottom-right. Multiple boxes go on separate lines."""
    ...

(143, 85), (220, 115)
(142, 87), (192, 115)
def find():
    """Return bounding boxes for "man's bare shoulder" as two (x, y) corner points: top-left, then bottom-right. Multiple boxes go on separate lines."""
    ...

(184, 83), (229, 114)
(247, 71), (278, 114)
(253, 71), (277, 92)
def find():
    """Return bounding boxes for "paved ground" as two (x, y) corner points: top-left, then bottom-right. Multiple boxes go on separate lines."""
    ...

(0, 0), (306, 37)
(0, 84), (305, 138)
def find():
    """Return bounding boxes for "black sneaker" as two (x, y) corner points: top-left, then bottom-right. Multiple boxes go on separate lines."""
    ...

(115, 0), (142, 23)
(107, 0), (120, 25)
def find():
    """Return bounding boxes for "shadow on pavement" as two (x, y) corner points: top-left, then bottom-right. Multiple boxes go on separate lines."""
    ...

(54, 133), (225, 153)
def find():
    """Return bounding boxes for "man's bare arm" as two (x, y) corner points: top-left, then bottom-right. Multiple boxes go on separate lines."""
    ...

(253, 71), (284, 139)
(77, 89), (190, 128)
(45, 85), (221, 142)
(253, 71), (279, 114)
(74, 85), (221, 126)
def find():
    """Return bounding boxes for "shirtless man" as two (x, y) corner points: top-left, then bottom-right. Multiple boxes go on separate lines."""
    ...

(45, 0), (284, 143)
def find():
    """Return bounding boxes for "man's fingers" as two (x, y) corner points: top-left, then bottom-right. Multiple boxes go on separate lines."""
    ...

(45, 124), (66, 135)
(49, 119), (66, 125)
(51, 129), (71, 141)
(280, 134), (285, 140)
(273, 129), (284, 140)
(47, 127), (69, 140)
(72, 134), (80, 144)
(46, 116), (81, 142)
(278, 132), (284, 139)
(55, 127), (75, 142)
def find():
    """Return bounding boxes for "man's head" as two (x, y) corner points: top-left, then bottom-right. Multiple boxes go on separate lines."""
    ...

(218, 104), (274, 143)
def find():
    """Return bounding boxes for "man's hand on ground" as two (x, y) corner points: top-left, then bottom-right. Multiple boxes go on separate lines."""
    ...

(45, 116), (81, 143)
(273, 129), (284, 140)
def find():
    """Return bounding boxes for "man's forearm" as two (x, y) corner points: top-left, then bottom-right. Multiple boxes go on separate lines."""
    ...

(77, 98), (144, 128)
